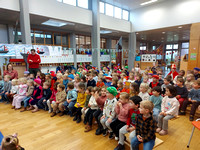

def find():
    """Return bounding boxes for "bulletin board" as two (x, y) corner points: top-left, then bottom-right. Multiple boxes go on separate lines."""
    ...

(141, 54), (157, 62)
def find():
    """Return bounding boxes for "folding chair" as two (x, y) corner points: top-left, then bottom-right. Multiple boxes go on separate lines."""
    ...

(187, 118), (200, 148)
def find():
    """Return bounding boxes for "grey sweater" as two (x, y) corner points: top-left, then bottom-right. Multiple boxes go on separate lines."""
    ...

(188, 88), (200, 102)
(4, 81), (12, 92)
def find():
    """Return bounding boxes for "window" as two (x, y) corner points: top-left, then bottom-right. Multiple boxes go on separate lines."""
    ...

(152, 46), (156, 50)
(173, 44), (178, 49)
(100, 2), (105, 13)
(140, 46), (146, 50)
(57, 0), (62, 2)
(182, 42), (189, 48)
(77, 0), (88, 9)
(166, 44), (173, 49)
(63, 0), (76, 6)
(122, 10), (129, 20)
(114, 7), (122, 19)
(105, 4), (114, 17)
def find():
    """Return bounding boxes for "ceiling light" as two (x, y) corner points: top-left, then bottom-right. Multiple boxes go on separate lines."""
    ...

(100, 30), (112, 34)
(42, 19), (75, 27)
(141, 38), (144, 40)
(178, 26), (182, 28)
(152, 40), (155, 41)
(162, 32), (165, 34)
(136, 33), (139, 34)
(140, 0), (158, 6)
(174, 35), (177, 36)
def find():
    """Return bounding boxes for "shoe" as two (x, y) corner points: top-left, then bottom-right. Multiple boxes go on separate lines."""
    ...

(84, 126), (92, 132)
(85, 125), (89, 129)
(103, 129), (108, 137)
(159, 130), (168, 135)
(109, 132), (114, 139)
(179, 111), (186, 115)
(73, 116), (78, 121)
(20, 107), (27, 112)
(114, 144), (125, 150)
(11, 106), (15, 109)
(15, 107), (21, 110)
(95, 128), (102, 135)
(59, 112), (65, 116)
(32, 109), (39, 113)
(51, 112), (56, 117)
(27, 106), (34, 111)
(76, 118), (81, 123)
(115, 136), (119, 141)
(189, 115), (194, 121)
(48, 110), (52, 113)
(156, 128), (162, 133)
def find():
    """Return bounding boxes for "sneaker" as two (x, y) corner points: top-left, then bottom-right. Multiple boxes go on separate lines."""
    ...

(59, 112), (65, 116)
(103, 129), (108, 137)
(51, 112), (56, 117)
(114, 144), (125, 150)
(84, 126), (92, 132)
(189, 115), (194, 121)
(95, 128), (102, 135)
(115, 136), (119, 141)
(76, 118), (81, 123)
(159, 130), (168, 135)
(109, 132), (114, 139)
(73, 116), (78, 121)
(48, 109), (52, 113)
(156, 128), (162, 133)
(179, 111), (186, 115)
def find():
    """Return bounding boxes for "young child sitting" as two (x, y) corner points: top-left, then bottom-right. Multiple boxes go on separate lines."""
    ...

(110, 92), (130, 140)
(45, 74), (51, 85)
(63, 82), (77, 116)
(142, 76), (148, 84)
(7, 79), (18, 103)
(47, 82), (59, 113)
(121, 82), (130, 94)
(12, 78), (27, 110)
(130, 82), (139, 97)
(37, 82), (52, 112)
(131, 100), (157, 150)
(150, 86), (163, 122)
(23, 71), (29, 79)
(134, 74), (142, 86)
(20, 80), (34, 112)
(111, 77), (118, 89)
(74, 76), (81, 90)
(82, 86), (92, 122)
(128, 72), (135, 83)
(116, 80), (123, 99)
(149, 75), (160, 94)
(157, 85), (179, 135)
(96, 77), (105, 87)
(185, 74), (195, 91)
(84, 87), (99, 132)
(56, 73), (63, 84)
(0, 75), (12, 103)
(180, 79), (200, 121)
(87, 73), (96, 87)
(72, 82), (87, 123)
(173, 70), (185, 84)
(100, 87), (117, 139)
(63, 74), (69, 89)
(138, 83), (150, 101)
(147, 73), (153, 84)
(175, 78), (188, 109)
(161, 76), (171, 96)
(115, 96), (142, 150)
(28, 78), (43, 113)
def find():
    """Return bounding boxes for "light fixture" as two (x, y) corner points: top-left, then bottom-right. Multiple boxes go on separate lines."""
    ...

(183, 36), (186, 39)
(178, 26), (182, 28)
(174, 35), (177, 36)
(152, 40), (155, 41)
(162, 32), (165, 34)
(136, 33), (139, 34)
(42, 19), (75, 27)
(100, 30), (112, 34)
(161, 37), (164, 39)
(140, 0), (158, 6)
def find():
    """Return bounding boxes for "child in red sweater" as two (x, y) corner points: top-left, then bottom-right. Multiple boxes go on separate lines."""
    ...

(149, 75), (160, 95)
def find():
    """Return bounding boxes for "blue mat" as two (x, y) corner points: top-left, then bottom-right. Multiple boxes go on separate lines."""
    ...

(0, 131), (4, 146)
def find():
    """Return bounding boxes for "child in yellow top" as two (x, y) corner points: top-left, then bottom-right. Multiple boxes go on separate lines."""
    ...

(73, 82), (87, 123)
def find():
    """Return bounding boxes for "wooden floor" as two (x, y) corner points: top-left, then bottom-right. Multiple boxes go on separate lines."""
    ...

(0, 104), (200, 150)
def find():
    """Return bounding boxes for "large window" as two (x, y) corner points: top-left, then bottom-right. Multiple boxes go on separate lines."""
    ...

(63, 0), (76, 6)
(114, 7), (122, 19)
(105, 4), (114, 17)
(77, 0), (88, 9)
(100, 2), (105, 13)
(122, 10), (129, 20)
(57, 0), (88, 9)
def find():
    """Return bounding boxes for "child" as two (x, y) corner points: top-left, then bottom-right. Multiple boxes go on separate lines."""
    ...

(173, 70), (185, 84)
(63, 82), (77, 116)
(82, 86), (92, 120)
(0, 75), (11, 103)
(40, 73), (46, 86)
(96, 77), (105, 87)
(110, 92), (130, 140)
(193, 67), (200, 80)
(28, 78), (43, 113)
(150, 86), (163, 122)
(121, 82), (130, 94)
(24, 71), (30, 79)
(149, 75), (161, 89)
(56, 73), (63, 84)
(175, 78), (188, 109)
(120, 73), (127, 83)
(105, 76), (112, 87)
(134, 63), (141, 73)
(185, 74), (195, 91)
(93, 71), (98, 83)
(63, 74), (69, 89)
(29, 73), (35, 80)
(138, 83), (150, 101)
(148, 73), (153, 84)
(84, 87), (99, 132)
(134, 74), (142, 86)
(47, 82), (59, 113)
(94, 86), (107, 135)
(110, 77), (118, 89)
(87, 73), (96, 87)
(20, 80), (34, 112)
(157, 85), (179, 135)
(45, 74), (51, 85)
(72, 82), (87, 123)
(74, 76), (81, 90)
(130, 82), (139, 97)
(161, 76), (171, 96)
(167, 64), (179, 80)
(131, 100), (156, 150)
(7, 79), (18, 103)
(50, 84), (66, 117)
(0, 75), (4, 93)
(180, 79), (200, 121)
(12, 78), (27, 110)
(68, 74), (74, 83)
(142, 76), (148, 84)
(80, 76), (87, 89)
(128, 73), (135, 83)
(100, 87), (117, 139)
(115, 96), (142, 150)
(37, 82), (52, 112)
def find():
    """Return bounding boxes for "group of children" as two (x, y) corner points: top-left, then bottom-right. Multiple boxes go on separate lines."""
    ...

(0, 64), (200, 150)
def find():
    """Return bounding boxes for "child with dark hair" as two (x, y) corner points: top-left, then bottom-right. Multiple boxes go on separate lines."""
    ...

(193, 67), (200, 80)
(175, 78), (188, 109)
(161, 76), (171, 96)
(150, 86), (163, 122)
(115, 96), (142, 150)
(80, 75), (87, 89)
(0, 75), (11, 103)
(87, 73), (96, 87)
(130, 82), (139, 97)
(134, 74), (142, 86)
(157, 85), (179, 135)
(173, 70), (185, 84)
(111, 77), (118, 89)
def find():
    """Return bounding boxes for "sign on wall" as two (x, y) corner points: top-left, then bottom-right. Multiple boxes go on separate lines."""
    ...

(141, 54), (157, 62)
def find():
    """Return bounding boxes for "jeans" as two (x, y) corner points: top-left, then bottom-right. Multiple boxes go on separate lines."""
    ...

(157, 114), (174, 130)
(0, 92), (8, 102)
(131, 136), (155, 150)
(153, 108), (160, 122)
(63, 100), (76, 110)
(37, 97), (48, 110)
(23, 97), (31, 107)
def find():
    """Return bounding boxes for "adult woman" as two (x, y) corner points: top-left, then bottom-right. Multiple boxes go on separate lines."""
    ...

(3, 63), (18, 79)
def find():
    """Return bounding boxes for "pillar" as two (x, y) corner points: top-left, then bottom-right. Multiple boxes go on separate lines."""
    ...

(106, 38), (112, 67)
(128, 32), (136, 71)
(70, 33), (77, 68)
(7, 25), (14, 44)
(19, 0), (31, 44)
(91, 0), (100, 70)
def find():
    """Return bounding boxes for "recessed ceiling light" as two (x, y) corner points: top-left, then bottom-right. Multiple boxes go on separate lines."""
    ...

(141, 38), (144, 40)
(100, 30), (112, 34)
(140, 0), (158, 6)
(162, 32), (165, 34)
(136, 33), (139, 34)
(178, 26), (182, 28)
(42, 19), (74, 27)
(174, 35), (177, 36)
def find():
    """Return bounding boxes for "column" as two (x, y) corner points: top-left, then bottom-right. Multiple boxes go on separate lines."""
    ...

(70, 33), (77, 68)
(106, 38), (112, 67)
(91, 0), (100, 69)
(7, 25), (14, 44)
(128, 32), (136, 71)
(19, 0), (31, 44)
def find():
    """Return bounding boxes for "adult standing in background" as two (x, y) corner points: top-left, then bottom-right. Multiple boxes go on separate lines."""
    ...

(3, 63), (18, 79)
(27, 49), (41, 77)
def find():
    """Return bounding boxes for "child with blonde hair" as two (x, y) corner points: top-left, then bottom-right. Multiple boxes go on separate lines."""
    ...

(138, 83), (150, 101)
(7, 79), (18, 103)
(56, 73), (63, 84)
(12, 78), (28, 110)
(185, 74), (195, 91)
(74, 76), (81, 90)
(142, 75), (149, 84)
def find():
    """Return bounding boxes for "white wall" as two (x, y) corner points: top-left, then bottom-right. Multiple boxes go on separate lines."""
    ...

(0, 24), (8, 43)
(0, 0), (19, 11)
(130, 0), (200, 32)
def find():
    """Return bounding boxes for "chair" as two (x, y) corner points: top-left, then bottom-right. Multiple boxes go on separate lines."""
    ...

(187, 118), (200, 148)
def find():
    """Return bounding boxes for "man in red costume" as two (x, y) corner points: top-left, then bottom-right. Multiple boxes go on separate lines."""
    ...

(27, 49), (41, 77)
(167, 64), (178, 79)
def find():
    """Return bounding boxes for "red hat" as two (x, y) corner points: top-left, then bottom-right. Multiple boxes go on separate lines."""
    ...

(34, 78), (41, 85)
(171, 64), (176, 69)
(152, 75), (159, 79)
(105, 76), (112, 80)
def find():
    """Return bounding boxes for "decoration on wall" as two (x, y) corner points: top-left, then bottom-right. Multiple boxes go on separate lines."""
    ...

(190, 53), (197, 60)
(0, 45), (9, 53)
(141, 54), (156, 62)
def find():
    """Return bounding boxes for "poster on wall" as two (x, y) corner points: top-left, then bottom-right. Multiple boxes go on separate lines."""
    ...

(141, 54), (157, 62)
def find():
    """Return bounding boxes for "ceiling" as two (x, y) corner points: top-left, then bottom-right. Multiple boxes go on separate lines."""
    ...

(136, 24), (191, 43)
(101, 0), (167, 11)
